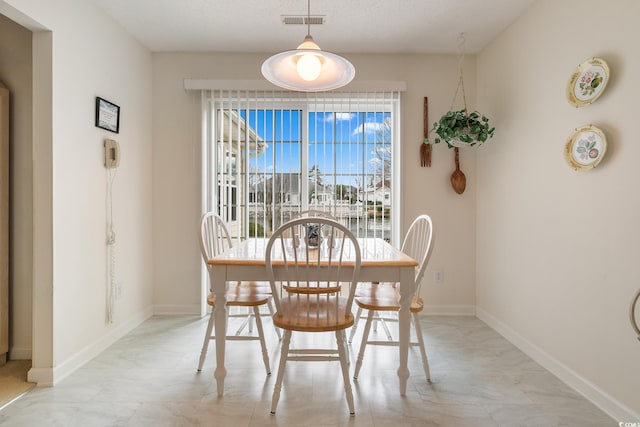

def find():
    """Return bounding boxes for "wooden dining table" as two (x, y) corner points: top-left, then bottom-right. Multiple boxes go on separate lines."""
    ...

(206, 237), (418, 396)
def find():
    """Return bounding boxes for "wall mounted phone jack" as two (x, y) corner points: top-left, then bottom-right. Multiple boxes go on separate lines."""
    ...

(104, 139), (120, 169)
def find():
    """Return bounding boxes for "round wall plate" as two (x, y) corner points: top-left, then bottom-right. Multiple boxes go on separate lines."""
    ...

(564, 125), (607, 171)
(566, 57), (610, 107)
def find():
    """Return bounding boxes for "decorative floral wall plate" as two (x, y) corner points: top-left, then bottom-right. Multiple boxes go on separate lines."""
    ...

(564, 125), (607, 171)
(566, 57), (609, 107)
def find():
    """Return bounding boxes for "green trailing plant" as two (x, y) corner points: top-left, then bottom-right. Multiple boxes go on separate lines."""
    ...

(423, 34), (496, 149)
(427, 108), (495, 148)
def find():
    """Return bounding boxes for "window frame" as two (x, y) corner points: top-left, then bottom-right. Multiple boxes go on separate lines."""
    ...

(202, 90), (402, 244)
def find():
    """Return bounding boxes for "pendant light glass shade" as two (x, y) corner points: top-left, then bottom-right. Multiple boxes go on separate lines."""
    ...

(261, 2), (355, 92)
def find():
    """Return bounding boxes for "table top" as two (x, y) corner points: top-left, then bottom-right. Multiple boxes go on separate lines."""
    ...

(207, 237), (417, 268)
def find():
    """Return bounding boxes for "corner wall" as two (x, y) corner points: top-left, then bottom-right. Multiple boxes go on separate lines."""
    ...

(476, 0), (640, 420)
(2, 0), (154, 384)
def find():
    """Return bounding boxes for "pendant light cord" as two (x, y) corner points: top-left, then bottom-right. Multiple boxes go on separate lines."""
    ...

(449, 33), (468, 111)
(306, 0), (312, 38)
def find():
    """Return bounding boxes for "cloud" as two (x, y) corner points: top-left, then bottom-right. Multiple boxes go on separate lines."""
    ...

(324, 112), (355, 122)
(353, 122), (387, 137)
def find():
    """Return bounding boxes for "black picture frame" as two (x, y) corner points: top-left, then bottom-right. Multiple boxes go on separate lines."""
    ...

(95, 97), (120, 133)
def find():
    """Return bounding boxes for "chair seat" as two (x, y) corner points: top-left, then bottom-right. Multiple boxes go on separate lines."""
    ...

(230, 280), (271, 291)
(354, 283), (424, 313)
(274, 297), (354, 332)
(355, 282), (396, 298)
(283, 281), (342, 294)
(207, 282), (272, 307)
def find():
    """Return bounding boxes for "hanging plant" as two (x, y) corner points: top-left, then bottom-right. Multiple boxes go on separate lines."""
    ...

(424, 34), (496, 149)
(430, 108), (495, 148)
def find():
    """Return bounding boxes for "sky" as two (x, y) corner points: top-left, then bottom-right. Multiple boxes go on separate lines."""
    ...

(241, 109), (391, 188)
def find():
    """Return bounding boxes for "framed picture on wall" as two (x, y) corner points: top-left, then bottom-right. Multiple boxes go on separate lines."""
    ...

(95, 97), (120, 133)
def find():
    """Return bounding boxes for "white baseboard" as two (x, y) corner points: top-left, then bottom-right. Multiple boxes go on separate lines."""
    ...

(422, 305), (476, 316)
(153, 304), (200, 316)
(26, 367), (53, 386)
(9, 347), (32, 360)
(476, 307), (639, 423)
(27, 306), (154, 387)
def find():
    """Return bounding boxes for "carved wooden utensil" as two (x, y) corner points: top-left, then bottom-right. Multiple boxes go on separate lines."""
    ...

(420, 97), (431, 167)
(450, 147), (466, 194)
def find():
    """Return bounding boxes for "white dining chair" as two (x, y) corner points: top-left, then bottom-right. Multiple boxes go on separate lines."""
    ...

(291, 209), (336, 220)
(197, 212), (276, 375)
(350, 214), (434, 381)
(265, 217), (361, 415)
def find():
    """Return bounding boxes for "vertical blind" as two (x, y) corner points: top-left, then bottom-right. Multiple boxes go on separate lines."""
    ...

(202, 90), (401, 245)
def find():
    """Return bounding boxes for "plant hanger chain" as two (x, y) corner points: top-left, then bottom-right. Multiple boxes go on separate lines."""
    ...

(449, 33), (468, 111)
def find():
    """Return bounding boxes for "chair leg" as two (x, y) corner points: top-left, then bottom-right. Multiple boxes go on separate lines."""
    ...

(336, 330), (355, 415)
(247, 306), (255, 333)
(412, 313), (430, 382)
(253, 306), (271, 375)
(344, 331), (350, 366)
(353, 309), (375, 380)
(267, 299), (282, 340)
(197, 310), (215, 372)
(378, 313), (394, 341)
(348, 306), (363, 343)
(271, 330), (292, 415)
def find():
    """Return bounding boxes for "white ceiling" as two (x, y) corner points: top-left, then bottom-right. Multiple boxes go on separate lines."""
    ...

(87, 0), (536, 54)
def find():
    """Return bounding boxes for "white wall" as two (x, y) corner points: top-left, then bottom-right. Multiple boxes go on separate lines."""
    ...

(476, 0), (640, 420)
(1, 0), (154, 384)
(152, 52), (480, 315)
(0, 13), (32, 360)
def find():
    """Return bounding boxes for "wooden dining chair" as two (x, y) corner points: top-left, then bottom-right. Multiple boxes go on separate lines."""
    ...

(265, 217), (361, 415)
(350, 214), (434, 381)
(197, 212), (275, 375)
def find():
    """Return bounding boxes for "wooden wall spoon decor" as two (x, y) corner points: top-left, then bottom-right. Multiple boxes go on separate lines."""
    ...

(450, 147), (466, 194)
(420, 97), (431, 167)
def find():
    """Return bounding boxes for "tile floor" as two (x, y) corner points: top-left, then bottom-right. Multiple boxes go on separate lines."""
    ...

(0, 315), (615, 426)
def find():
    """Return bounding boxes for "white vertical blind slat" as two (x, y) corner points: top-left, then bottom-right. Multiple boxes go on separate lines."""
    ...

(205, 90), (400, 241)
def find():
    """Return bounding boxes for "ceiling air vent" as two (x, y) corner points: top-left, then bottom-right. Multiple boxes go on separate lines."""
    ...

(281, 15), (325, 25)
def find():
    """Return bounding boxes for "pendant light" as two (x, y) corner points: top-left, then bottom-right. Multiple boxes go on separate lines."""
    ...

(261, 0), (355, 92)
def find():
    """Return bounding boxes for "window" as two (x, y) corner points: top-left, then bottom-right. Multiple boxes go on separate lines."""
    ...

(202, 90), (401, 244)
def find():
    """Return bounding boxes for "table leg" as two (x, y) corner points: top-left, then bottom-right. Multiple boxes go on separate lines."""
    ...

(210, 267), (228, 396)
(397, 267), (413, 396)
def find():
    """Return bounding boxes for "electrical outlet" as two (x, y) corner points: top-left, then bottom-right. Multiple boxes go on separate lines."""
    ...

(434, 269), (444, 284)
